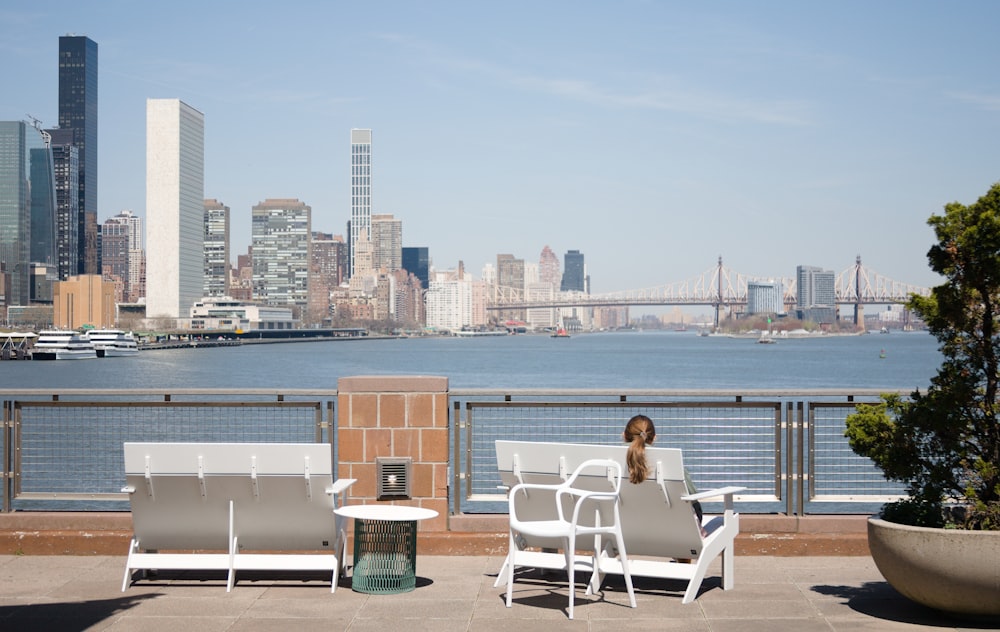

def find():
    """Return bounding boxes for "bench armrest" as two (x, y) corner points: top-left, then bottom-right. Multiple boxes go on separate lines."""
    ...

(682, 486), (746, 502)
(327, 478), (357, 495)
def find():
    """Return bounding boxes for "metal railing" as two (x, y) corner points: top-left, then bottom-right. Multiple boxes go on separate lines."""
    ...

(1, 389), (336, 512)
(2, 388), (908, 515)
(449, 390), (908, 516)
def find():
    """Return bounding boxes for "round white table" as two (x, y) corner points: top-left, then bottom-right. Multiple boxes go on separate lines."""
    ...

(334, 505), (438, 594)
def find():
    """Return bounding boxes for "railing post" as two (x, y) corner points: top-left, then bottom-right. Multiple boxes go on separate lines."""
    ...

(798, 401), (806, 515)
(2, 399), (10, 513)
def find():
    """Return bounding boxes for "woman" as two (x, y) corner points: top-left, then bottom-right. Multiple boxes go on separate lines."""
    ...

(623, 414), (705, 531)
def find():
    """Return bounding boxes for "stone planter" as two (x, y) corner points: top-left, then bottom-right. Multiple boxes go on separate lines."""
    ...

(868, 517), (1000, 618)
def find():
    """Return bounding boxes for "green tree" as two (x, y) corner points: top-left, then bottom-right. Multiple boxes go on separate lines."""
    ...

(846, 182), (1000, 529)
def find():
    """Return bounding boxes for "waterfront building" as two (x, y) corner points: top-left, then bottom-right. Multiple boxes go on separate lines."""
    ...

(796, 265), (836, 323)
(53, 273), (115, 329)
(525, 282), (557, 329)
(189, 296), (295, 331)
(747, 280), (785, 316)
(58, 35), (98, 275)
(45, 129), (79, 280)
(0, 121), (55, 306)
(145, 99), (205, 321)
(349, 129), (372, 279)
(426, 276), (472, 331)
(251, 198), (311, 317)
(561, 249), (586, 293)
(203, 199), (230, 297)
(539, 245), (560, 288)
(402, 246), (429, 289)
(371, 213), (402, 272)
(29, 130), (57, 269)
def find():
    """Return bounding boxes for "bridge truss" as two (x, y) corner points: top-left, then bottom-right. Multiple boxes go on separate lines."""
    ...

(488, 256), (931, 327)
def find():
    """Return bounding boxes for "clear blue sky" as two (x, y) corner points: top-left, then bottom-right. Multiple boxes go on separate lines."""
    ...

(4, 1), (999, 292)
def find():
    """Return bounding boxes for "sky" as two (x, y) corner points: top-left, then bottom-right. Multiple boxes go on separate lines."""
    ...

(3, 1), (1000, 294)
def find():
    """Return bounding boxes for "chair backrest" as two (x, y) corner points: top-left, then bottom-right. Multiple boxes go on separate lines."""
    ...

(123, 442), (341, 552)
(496, 440), (704, 559)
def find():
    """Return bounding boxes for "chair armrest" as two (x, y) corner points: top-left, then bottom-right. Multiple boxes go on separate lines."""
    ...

(121, 485), (135, 494)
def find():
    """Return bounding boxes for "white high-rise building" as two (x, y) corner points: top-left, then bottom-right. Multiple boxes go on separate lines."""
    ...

(349, 129), (372, 279)
(145, 99), (205, 320)
(425, 277), (473, 331)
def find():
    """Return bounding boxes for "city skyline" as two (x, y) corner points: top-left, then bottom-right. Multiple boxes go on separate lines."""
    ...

(4, 2), (1000, 292)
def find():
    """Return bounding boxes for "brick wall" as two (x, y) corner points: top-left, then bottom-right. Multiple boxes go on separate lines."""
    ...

(336, 375), (449, 531)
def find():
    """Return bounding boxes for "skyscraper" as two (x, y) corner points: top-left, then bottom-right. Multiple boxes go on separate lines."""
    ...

(145, 99), (205, 320)
(252, 198), (311, 314)
(349, 129), (372, 279)
(0, 121), (55, 306)
(203, 199), (230, 297)
(561, 249), (586, 292)
(402, 246), (429, 289)
(46, 128), (79, 280)
(58, 35), (98, 274)
(371, 213), (402, 272)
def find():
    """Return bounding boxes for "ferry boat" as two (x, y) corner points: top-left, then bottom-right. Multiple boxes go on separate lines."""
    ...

(85, 329), (139, 357)
(31, 330), (98, 360)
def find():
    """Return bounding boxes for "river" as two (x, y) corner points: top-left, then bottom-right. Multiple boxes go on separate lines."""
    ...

(0, 330), (941, 392)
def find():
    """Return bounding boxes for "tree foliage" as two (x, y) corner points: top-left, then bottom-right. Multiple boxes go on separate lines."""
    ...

(846, 182), (1000, 529)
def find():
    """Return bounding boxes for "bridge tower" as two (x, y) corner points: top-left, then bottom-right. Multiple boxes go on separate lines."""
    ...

(853, 255), (865, 331)
(714, 256), (724, 329)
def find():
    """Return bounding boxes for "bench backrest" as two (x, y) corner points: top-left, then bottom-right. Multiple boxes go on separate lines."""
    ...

(496, 440), (703, 559)
(124, 442), (341, 552)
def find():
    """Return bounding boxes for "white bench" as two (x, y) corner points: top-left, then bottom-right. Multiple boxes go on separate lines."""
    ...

(494, 440), (745, 604)
(121, 442), (356, 593)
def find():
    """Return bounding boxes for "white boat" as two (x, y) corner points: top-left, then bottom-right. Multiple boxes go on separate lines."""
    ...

(85, 329), (139, 357)
(31, 330), (98, 360)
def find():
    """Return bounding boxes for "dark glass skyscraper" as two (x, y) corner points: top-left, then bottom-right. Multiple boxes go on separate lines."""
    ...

(560, 249), (586, 292)
(402, 246), (429, 289)
(58, 35), (98, 275)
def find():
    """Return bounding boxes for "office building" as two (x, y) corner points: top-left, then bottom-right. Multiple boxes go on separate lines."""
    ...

(145, 99), (205, 320)
(349, 129), (372, 278)
(747, 280), (785, 316)
(561, 249), (586, 293)
(252, 198), (311, 314)
(402, 246), (429, 289)
(203, 199), (230, 297)
(29, 130), (57, 268)
(371, 213), (402, 272)
(58, 35), (98, 274)
(796, 265), (836, 323)
(0, 121), (56, 306)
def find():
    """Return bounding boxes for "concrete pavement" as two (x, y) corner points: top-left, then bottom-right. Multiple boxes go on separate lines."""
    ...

(1, 554), (995, 631)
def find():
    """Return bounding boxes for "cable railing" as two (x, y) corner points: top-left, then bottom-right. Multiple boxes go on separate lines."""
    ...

(2, 388), (907, 515)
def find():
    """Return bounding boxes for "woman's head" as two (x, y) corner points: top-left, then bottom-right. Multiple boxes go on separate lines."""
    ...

(624, 414), (655, 484)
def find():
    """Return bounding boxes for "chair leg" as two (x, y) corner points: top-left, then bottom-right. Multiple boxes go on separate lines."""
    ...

(566, 535), (576, 620)
(505, 532), (516, 608)
(493, 552), (511, 588)
(616, 533), (637, 609)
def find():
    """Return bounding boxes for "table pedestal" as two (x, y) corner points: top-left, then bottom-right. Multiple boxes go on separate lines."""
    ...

(351, 518), (418, 594)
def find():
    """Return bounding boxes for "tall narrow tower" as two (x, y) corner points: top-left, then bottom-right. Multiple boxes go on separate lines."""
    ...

(58, 35), (98, 274)
(349, 129), (372, 279)
(145, 99), (205, 320)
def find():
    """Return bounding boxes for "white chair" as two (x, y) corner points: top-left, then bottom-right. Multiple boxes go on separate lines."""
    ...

(504, 458), (636, 620)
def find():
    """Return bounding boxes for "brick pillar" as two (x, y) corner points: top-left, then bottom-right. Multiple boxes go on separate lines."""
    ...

(337, 375), (449, 531)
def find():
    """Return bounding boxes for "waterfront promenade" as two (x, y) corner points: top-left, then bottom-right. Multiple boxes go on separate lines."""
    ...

(1, 553), (992, 631)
